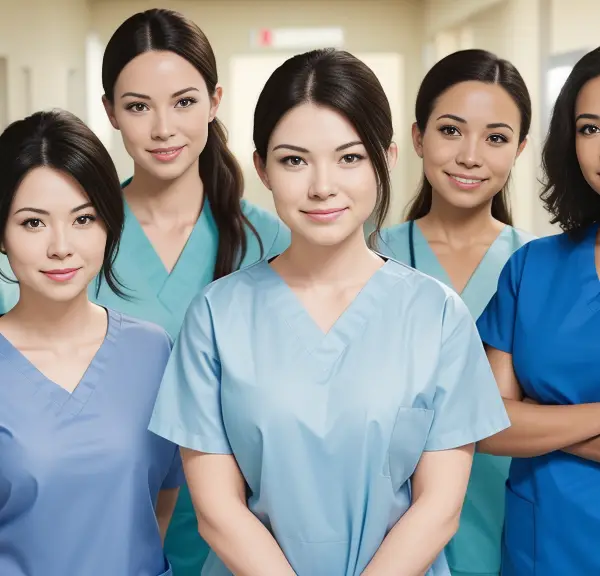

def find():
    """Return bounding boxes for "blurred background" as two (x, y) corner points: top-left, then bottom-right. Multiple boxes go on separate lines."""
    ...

(0, 0), (594, 236)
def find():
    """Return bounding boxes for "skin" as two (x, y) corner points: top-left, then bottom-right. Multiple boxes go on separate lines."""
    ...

(479, 75), (600, 463)
(0, 165), (178, 538)
(412, 81), (527, 293)
(103, 50), (221, 272)
(183, 102), (475, 576)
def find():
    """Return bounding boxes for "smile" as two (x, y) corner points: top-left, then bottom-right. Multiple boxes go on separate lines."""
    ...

(446, 173), (487, 189)
(302, 208), (347, 223)
(148, 146), (185, 162)
(41, 268), (81, 282)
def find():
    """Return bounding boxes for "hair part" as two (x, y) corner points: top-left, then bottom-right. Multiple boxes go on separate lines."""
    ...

(102, 8), (262, 279)
(405, 49), (532, 225)
(540, 47), (600, 234)
(253, 48), (394, 248)
(0, 109), (126, 297)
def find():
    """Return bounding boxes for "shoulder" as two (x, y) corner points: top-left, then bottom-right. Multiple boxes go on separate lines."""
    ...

(376, 222), (411, 260)
(508, 225), (537, 247)
(240, 199), (290, 260)
(112, 309), (173, 354)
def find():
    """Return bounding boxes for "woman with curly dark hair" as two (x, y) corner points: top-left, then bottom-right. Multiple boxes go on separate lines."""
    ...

(476, 47), (600, 575)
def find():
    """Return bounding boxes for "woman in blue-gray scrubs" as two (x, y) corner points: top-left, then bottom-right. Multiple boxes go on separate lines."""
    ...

(0, 110), (181, 576)
(378, 49), (534, 576)
(477, 47), (600, 575)
(150, 49), (510, 576)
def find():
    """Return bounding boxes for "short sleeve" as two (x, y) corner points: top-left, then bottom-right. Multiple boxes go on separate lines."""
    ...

(424, 293), (510, 451)
(0, 256), (19, 314)
(159, 447), (185, 489)
(266, 220), (291, 259)
(476, 244), (529, 353)
(148, 292), (232, 454)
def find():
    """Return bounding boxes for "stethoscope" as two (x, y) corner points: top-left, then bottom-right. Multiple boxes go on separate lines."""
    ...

(408, 220), (417, 269)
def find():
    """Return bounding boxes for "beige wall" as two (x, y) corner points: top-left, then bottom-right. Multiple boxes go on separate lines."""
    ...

(89, 0), (425, 224)
(0, 0), (89, 126)
(550, 0), (598, 54)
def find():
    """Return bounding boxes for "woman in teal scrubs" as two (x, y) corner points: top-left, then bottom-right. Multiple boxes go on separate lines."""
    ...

(96, 9), (289, 575)
(378, 49), (534, 576)
(477, 47), (600, 575)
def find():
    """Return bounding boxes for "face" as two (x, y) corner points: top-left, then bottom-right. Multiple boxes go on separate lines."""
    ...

(255, 103), (396, 247)
(103, 50), (221, 182)
(574, 75), (600, 194)
(413, 81), (526, 211)
(1, 167), (107, 303)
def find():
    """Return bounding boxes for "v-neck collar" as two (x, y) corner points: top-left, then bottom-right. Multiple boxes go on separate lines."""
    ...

(0, 308), (121, 416)
(580, 222), (600, 312)
(120, 199), (218, 313)
(251, 258), (400, 368)
(412, 222), (511, 297)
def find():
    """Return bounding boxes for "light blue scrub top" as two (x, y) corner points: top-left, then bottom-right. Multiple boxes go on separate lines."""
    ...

(0, 255), (18, 314)
(149, 257), (510, 576)
(0, 309), (183, 576)
(477, 224), (600, 575)
(94, 193), (289, 575)
(378, 221), (534, 576)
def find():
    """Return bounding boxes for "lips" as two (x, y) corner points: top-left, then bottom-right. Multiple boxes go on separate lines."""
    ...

(149, 146), (184, 154)
(446, 173), (487, 184)
(41, 268), (81, 282)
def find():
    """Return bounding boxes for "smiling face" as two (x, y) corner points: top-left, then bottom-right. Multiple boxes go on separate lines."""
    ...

(1, 167), (107, 304)
(574, 75), (600, 195)
(103, 50), (221, 182)
(414, 80), (526, 212)
(255, 103), (392, 247)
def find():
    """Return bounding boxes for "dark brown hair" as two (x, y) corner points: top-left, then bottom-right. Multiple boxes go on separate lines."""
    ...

(102, 8), (262, 279)
(0, 109), (125, 296)
(253, 48), (393, 245)
(406, 49), (531, 225)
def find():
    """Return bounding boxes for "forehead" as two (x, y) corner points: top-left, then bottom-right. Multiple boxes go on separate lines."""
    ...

(115, 50), (208, 95)
(575, 75), (600, 114)
(270, 103), (360, 149)
(431, 81), (521, 126)
(13, 167), (89, 208)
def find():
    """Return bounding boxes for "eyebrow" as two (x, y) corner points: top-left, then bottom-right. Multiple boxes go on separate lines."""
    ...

(272, 140), (363, 153)
(436, 114), (514, 133)
(576, 113), (600, 122)
(120, 87), (200, 100)
(14, 202), (94, 216)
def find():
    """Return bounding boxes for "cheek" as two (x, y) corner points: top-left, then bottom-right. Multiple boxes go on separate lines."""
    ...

(486, 146), (519, 179)
(421, 137), (453, 171)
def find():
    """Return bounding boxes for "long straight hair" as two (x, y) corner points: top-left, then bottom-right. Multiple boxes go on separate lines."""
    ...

(406, 49), (531, 225)
(102, 8), (262, 280)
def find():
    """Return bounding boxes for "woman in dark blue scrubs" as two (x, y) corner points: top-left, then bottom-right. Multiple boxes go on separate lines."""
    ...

(476, 47), (600, 575)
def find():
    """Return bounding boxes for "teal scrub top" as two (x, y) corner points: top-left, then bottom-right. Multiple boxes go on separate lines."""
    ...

(378, 221), (534, 576)
(149, 257), (510, 576)
(94, 195), (289, 576)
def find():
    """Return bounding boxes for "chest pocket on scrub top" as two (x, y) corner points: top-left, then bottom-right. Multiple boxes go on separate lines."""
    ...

(382, 407), (434, 492)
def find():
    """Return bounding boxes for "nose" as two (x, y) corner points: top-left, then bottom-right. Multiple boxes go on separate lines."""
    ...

(308, 164), (337, 200)
(456, 136), (483, 169)
(151, 109), (176, 141)
(47, 226), (74, 261)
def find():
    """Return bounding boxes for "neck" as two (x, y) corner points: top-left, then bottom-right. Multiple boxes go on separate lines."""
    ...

(10, 289), (100, 343)
(420, 193), (501, 243)
(282, 229), (380, 285)
(125, 160), (204, 224)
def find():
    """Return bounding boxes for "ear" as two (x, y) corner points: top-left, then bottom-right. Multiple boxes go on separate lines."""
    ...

(102, 95), (119, 130)
(386, 141), (398, 171)
(411, 122), (424, 158)
(209, 84), (223, 123)
(253, 151), (271, 190)
(515, 135), (528, 160)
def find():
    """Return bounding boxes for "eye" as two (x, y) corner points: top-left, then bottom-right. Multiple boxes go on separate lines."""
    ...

(579, 123), (600, 135)
(74, 214), (96, 226)
(340, 153), (364, 164)
(488, 134), (509, 144)
(439, 125), (461, 137)
(126, 102), (149, 113)
(21, 218), (45, 229)
(175, 97), (198, 108)
(280, 156), (306, 167)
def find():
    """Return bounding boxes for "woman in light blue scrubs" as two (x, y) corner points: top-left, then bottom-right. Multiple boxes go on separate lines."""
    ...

(0, 110), (182, 575)
(149, 48), (510, 576)
(378, 49), (534, 576)
(95, 10), (290, 574)
(477, 47), (600, 575)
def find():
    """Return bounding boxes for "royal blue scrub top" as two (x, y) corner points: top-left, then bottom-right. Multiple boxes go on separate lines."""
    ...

(0, 309), (183, 575)
(477, 224), (600, 575)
